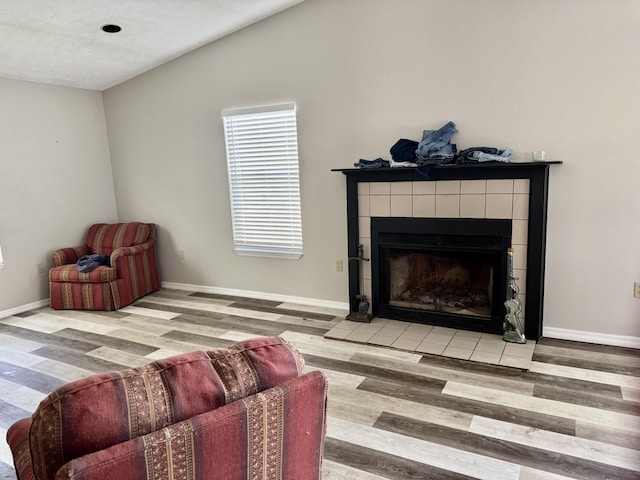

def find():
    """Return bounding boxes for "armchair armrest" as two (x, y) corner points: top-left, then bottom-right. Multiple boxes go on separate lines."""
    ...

(52, 246), (90, 267)
(110, 238), (156, 264)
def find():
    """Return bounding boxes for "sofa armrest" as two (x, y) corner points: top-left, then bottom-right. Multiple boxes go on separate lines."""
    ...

(52, 246), (90, 267)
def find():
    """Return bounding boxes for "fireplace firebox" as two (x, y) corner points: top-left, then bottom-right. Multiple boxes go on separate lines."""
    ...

(372, 218), (512, 334)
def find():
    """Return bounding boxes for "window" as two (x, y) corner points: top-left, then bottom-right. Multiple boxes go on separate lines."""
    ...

(222, 103), (303, 259)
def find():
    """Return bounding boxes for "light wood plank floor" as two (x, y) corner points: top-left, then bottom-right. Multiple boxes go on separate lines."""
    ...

(1, 289), (639, 479)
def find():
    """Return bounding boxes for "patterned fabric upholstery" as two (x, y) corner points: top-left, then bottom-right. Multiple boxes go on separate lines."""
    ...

(56, 372), (327, 480)
(49, 223), (160, 311)
(5, 337), (327, 480)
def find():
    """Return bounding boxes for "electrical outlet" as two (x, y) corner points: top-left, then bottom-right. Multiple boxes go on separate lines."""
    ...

(178, 250), (185, 261)
(335, 260), (343, 272)
(37, 263), (44, 274)
(635, 282), (640, 298)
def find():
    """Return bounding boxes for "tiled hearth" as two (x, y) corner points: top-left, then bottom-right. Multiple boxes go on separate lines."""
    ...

(326, 318), (535, 370)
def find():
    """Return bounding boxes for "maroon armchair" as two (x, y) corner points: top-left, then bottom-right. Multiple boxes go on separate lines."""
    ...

(49, 222), (160, 311)
(6, 336), (328, 480)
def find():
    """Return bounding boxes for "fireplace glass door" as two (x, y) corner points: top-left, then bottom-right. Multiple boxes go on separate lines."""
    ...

(388, 250), (493, 318)
(372, 218), (512, 334)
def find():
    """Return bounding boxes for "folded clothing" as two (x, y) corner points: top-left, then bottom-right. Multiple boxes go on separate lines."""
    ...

(76, 254), (110, 272)
(354, 158), (391, 168)
(458, 146), (513, 163)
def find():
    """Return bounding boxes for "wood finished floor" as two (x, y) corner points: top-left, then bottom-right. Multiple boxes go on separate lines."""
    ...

(0, 288), (639, 479)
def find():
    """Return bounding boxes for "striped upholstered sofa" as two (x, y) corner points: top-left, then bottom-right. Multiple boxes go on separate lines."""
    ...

(49, 222), (160, 311)
(6, 336), (328, 480)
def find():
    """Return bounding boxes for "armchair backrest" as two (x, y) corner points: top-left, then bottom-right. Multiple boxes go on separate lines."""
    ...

(86, 223), (153, 255)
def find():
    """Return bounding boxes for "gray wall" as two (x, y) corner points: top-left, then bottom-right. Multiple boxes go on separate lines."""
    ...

(0, 78), (117, 312)
(103, 0), (640, 339)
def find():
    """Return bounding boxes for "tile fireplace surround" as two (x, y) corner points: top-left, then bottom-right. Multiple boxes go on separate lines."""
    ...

(335, 162), (560, 341)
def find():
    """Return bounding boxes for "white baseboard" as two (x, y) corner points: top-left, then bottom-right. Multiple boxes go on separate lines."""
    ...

(543, 326), (640, 349)
(0, 299), (50, 319)
(161, 282), (350, 312)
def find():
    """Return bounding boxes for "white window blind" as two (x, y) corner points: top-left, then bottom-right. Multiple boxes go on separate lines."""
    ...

(222, 103), (303, 259)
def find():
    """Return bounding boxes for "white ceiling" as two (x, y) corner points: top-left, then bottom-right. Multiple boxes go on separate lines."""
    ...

(0, 0), (305, 91)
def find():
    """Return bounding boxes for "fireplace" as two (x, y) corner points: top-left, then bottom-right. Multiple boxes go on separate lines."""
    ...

(372, 218), (511, 334)
(335, 161), (560, 340)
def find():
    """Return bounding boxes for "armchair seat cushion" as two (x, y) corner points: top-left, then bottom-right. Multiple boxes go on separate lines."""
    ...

(49, 264), (116, 283)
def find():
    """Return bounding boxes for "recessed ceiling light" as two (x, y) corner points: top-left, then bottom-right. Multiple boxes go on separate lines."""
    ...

(101, 24), (121, 33)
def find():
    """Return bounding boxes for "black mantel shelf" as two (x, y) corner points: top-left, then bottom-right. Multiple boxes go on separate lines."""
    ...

(332, 161), (562, 180)
(334, 160), (562, 340)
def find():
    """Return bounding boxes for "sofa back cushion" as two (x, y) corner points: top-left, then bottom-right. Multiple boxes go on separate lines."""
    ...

(86, 223), (150, 255)
(29, 336), (304, 480)
(55, 371), (328, 480)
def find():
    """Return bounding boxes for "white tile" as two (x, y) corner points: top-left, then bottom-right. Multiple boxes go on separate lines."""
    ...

(325, 328), (353, 340)
(369, 195), (390, 217)
(503, 343), (534, 359)
(358, 194), (370, 216)
(453, 330), (482, 340)
(413, 195), (436, 217)
(460, 180), (486, 194)
(512, 246), (527, 270)
(499, 354), (531, 369)
(390, 182), (412, 194)
(358, 182), (370, 195)
(511, 219), (528, 245)
(369, 334), (401, 347)
(412, 181), (436, 194)
(486, 179), (514, 194)
(435, 180), (461, 195)
(424, 333), (454, 345)
(485, 194), (513, 219)
(514, 179), (530, 194)
(416, 342), (447, 355)
(513, 194), (529, 220)
(459, 194), (485, 218)
(431, 326), (457, 336)
(470, 351), (502, 364)
(443, 346), (473, 360)
(435, 195), (460, 217)
(475, 341), (506, 354)
(390, 195), (413, 216)
(370, 182), (390, 195)
(391, 339), (420, 351)
(448, 338), (479, 350)
(359, 216), (371, 238)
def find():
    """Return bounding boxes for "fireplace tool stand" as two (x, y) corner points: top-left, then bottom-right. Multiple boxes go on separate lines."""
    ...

(503, 248), (526, 343)
(347, 243), (371, 322)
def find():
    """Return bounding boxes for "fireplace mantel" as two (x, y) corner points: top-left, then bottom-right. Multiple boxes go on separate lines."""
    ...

(334, 161), (561, 340)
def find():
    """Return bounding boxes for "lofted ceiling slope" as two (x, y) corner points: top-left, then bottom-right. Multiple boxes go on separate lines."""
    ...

(0, 0), (305, 91)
